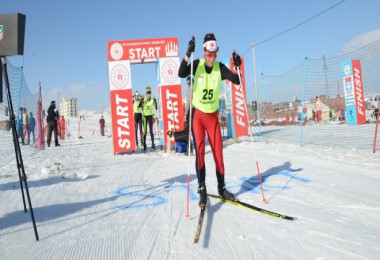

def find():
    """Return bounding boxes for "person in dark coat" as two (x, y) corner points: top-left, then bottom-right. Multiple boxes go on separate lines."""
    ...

(99, 116), (105, 136)
(29, 112), (36, 143)
(46, 100), (60, 147)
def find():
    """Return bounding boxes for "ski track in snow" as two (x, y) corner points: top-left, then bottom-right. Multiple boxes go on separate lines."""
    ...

(1, 109), (380, 259)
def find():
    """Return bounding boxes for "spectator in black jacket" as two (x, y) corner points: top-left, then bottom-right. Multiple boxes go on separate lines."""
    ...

(46, 100), (60, 147)
(373, 108), (379, 120)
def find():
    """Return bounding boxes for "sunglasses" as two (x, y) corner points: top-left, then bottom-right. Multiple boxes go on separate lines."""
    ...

(204, 51), (217, 58)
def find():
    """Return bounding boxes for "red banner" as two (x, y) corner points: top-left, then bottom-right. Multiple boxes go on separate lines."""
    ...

(159, 85), (184, 145)
(352, 60), (366, 124)
(108, 37), (179, 63)
(110, 89), (135, 154)
(229, 57), (248, 138)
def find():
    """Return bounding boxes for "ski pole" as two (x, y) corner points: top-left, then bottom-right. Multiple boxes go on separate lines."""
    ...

(186, 36), (195, 218)
(235, 58), (266, 203)
(373, 104), (380, 153)
(171, 99), (175, 135)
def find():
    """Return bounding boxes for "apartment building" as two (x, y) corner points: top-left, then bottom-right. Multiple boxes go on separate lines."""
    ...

(60, 97), (78, 118)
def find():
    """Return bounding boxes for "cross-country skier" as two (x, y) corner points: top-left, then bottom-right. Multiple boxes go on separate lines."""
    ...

(178, 33), (242, 207)
(139, 86), (158, 151)
(133, 91), (143, 147)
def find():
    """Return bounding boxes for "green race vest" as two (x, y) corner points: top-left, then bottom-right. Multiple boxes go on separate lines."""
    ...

(143, 97), (155, 116)
(192, 59), (222, 113)
(133, 100), (142, 114)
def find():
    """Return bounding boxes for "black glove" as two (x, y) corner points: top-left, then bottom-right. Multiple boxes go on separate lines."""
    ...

(186, 36), (195, 57)
(232, 52), (242, 67)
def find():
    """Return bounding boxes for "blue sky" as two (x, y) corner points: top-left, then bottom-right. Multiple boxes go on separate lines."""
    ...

(2, 0), (380, 109)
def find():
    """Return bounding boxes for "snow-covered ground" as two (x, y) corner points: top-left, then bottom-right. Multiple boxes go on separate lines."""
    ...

(1, 109), (380, 260)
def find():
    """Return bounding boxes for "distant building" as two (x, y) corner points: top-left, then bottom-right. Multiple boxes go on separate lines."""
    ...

(60, 97), (78, 118)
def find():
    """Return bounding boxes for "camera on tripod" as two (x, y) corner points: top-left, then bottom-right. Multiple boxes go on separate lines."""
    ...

(1, 13), (39, 241)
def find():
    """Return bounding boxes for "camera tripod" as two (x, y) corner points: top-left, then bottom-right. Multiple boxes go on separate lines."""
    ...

(1, 56), (39, 241)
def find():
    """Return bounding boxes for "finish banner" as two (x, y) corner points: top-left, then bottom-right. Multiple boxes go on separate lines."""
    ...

(342, 60), (366, 125)
(229, 56), (248, 138)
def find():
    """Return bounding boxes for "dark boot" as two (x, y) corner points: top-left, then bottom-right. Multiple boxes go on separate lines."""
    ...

(218, 184), (235, 201)
(198, 182), (207, 208)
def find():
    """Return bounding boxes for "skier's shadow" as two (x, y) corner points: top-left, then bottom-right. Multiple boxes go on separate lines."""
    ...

(161, 174), (197, 184)
(202, 199), (223, 248)
(234, 161), (303, 199)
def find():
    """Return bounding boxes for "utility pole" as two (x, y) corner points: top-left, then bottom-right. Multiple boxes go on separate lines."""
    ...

(57, 89), (60, 108)
(322, 55), (330, 102)
(252, 43), (259, 121)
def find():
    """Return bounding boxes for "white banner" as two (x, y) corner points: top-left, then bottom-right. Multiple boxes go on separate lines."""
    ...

(108, 60), (132, 91)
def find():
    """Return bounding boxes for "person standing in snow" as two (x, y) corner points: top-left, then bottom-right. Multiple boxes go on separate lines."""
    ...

(46, 100), (60, 147)
(139, 86), (158, 151)
(314, 96), (323, 122)
(17, 109), (24, 145)
(133, 91), (143, 147)
(60, 116), (66, 140)
(23, 109), (30, 144)
(29, 112), (36, 143)
(178, 33), (242, 207)
(99, 116), (105, 136)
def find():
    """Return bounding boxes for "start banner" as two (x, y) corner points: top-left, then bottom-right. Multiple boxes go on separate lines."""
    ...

(110, 89), (135, 153)
(229, 57), (248, 138)
(107, 37), (180, 154)
(342, 60), (366, 125)
(108, 37), (179, 63)
(108, 60), (135, 154)
(159, 84), (184, 146)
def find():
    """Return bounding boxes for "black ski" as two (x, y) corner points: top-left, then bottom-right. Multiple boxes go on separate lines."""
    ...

(194, 206), (206, 243)
(207, 194), (295, 221)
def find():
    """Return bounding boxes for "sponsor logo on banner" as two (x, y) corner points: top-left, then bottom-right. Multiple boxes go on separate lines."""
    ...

(343, 76), (355, 100)
(108, 61), (131, 91)
(107, 37), (179, 62)
(342, 62), (355, 100)
(341, 60), (366, 125)
(159, 58), (180, 85)
(229, 57), (248, 138)
(110, 89), (135, 154)
(160, 85), (184, 145)
(110, 42), (123, 61)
